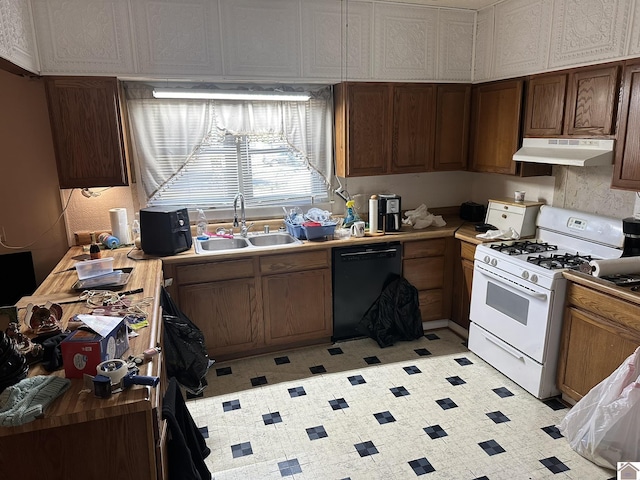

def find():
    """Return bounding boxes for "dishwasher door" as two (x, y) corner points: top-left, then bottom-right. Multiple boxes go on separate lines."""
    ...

(332, 242), (402, 341)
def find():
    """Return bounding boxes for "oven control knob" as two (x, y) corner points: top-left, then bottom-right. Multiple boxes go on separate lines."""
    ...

(483, 255), (490, 264)
(530, 274), (538, 284)
(490, 258), (497, 267)
(521, 271), (529, 280)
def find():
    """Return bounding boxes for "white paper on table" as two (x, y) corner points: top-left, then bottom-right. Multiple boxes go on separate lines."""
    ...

(74, 314), (125, 337)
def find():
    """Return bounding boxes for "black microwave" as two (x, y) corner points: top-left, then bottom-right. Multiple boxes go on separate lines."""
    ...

(140, 207), (192, 256)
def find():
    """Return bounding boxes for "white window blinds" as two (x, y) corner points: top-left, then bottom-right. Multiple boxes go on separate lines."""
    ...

(125, 84), (333, 211)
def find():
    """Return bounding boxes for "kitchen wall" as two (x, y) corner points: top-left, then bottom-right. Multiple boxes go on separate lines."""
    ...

(0, 68), (67, 284)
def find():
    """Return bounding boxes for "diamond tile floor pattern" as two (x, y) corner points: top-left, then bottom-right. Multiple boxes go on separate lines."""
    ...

(186, 329), (615, 479)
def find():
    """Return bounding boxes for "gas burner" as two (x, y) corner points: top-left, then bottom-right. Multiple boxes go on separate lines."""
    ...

(490, 241), (558, 256)
(526, 253), (594, 270)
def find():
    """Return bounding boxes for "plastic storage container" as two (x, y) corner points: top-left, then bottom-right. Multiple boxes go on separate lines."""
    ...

(75, 257), (114, 280)
(302, 223), (336, 241)
(285, 221), (307, 240)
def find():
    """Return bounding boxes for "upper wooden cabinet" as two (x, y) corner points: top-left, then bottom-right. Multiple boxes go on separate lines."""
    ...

(433, 84), (471, 171)
(524, 64), (619, 138)
(612, 60), (640, 191)
(469, 79), (523, 175)
(45, 76), (129, 189)
(334, 82), (392, 177)
(334, 82), (470, 177)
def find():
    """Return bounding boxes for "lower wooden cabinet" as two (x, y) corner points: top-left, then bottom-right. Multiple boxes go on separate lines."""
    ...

(558, 282), (640, 402)
(179, 278), (262, 358)
(170, 250), (332, 361)
(402, 238), (453, 322)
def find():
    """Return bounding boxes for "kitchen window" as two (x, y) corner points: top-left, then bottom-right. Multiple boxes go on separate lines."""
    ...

(125, 83), (333, 219)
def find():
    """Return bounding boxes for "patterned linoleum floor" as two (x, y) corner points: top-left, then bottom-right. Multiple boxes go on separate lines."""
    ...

(186, 329), (614, 480)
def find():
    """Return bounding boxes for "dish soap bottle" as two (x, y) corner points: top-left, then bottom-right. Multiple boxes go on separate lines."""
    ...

(196, 209), (208, 239)
(344, 200), (360, 227)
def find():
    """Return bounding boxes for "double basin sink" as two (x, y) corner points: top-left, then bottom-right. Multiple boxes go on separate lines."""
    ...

(194, 232), (303, 255)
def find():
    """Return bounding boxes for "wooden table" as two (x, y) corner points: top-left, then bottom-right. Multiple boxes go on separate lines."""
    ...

(0, 246), (166, 480)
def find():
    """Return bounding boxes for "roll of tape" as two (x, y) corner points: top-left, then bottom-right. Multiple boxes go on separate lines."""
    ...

(96, 359), (128, 384)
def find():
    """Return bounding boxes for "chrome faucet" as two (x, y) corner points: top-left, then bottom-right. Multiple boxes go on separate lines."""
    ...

(233, 192), (251, 237)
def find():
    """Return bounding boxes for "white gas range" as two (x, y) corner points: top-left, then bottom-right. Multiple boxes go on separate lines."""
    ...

(468, 205), (624, 399)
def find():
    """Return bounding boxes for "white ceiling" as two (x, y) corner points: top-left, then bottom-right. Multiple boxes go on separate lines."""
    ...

(381, 0), (499, 9)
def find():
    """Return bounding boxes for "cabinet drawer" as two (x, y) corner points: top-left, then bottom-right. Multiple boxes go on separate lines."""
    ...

(403, 257), (444, 290)
(176, 259), (254, 284)
(260, 250), (329, 274)
(567, 283), (640, 333)
(418, 289), (444, 321)
(403, 238), (446, 258)
(486, 209), (524, 232)
(460, 241), (476, 262)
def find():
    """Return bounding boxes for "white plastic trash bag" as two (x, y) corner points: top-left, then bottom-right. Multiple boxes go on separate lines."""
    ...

(558, 347), (640, 469)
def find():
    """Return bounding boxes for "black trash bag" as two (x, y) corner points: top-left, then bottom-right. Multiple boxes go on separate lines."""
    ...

(161, 287), (210, 395)
(359, 274), (423, 348)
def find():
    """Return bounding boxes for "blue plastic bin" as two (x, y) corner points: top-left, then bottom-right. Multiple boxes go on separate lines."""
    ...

(301, 223), (337, 241)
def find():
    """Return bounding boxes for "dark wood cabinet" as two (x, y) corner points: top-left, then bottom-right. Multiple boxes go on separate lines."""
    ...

(523, 73), (567, 136)
(565, 65), (619, 136)
(45, 76), (129, 188)
(469, 79), (523, 175)
(334, 82), (469, 177)
(433, 84), (471, 171)
(392, 83), (435, 173)
(334, 82), (392, 177)
(612, 60), (640, 190)
(524, 64), (619, 139)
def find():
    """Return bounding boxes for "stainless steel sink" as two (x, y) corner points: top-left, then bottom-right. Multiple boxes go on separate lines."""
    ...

(195, 237), (250, 253)
(247, 233), (300, 247)
(194, 232), (302, 255)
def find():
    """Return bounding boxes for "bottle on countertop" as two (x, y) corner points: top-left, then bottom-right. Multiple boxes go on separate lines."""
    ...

(131, 214), (141, 249)
(196, 209), (208, 239)
(89, 232), (101, 259)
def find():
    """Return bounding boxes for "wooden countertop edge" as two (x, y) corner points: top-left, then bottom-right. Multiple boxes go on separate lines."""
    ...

(563, 270), (640, 305)
(160, 217), (466, 266)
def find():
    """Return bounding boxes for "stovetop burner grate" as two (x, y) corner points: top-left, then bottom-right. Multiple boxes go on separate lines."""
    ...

(526, 253), (594, 270)
(490, 241), (559, 256)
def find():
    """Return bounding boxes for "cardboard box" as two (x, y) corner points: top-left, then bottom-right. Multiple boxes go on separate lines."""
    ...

(61, 316), (129, 378)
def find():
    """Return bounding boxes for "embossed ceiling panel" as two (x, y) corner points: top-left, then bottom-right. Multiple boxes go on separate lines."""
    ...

(549, 0), (632, 68)
(1, 0), (39, 72)
(437, 9), (474, 81)
(494, 0), (552, 78)
(374, 3), (438, 79)
(131, 0), (222, 76)
(383, 0), (498, 8)
(629, 1), (640, 55)
(301, 0), (372, 79)
(32, 0), (135, 74)
(473, 6), (494, 82)
(220, 0), (301, 77)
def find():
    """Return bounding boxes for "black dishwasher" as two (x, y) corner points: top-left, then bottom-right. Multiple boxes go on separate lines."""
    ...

(332, 242), (402, 341)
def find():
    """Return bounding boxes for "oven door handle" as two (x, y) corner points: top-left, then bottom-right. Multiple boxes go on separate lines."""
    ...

(476, 268), (548, 301)
(484, 333), (526, 362)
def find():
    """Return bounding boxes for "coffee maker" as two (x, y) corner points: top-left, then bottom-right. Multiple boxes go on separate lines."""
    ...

(622, 217), (640, 257)
(378, 194), (402, 232)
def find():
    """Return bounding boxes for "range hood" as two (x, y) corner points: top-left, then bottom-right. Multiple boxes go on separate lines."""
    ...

(513, 138), (614, 167)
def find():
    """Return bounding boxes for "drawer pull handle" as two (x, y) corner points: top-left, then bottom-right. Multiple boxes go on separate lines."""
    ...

(502, 214), (507, 219)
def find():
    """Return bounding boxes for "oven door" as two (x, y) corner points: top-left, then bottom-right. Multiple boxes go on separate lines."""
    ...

(470, 262), (554, 363)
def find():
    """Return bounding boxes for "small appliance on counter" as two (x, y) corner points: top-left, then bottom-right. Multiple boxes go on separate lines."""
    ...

(460, 201), (486, 223)
(377, 194), (401, 232)
(140, 206), (192, 256)
(622, 216), (640, 257)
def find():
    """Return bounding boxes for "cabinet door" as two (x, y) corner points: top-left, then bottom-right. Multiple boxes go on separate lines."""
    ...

(558, 306), (640, 401)
(391, 84), (435, 173)
(433, 84), (471, 171)
(334, 82), (392, 177)
(469, 80), (523, 175)
(564, 65), (619, 136)
(45, 77), (128, 188)
(523, 74), (566, 136)
(612, 61), (640, 190)
(263, 269), (332, 346)
(178, 278), (262, 358)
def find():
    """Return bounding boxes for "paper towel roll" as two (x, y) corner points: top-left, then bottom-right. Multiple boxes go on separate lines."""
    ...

(589, 257), (640, 277)
(369, 196), (378, 233)
(109, 208), (130, 245)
